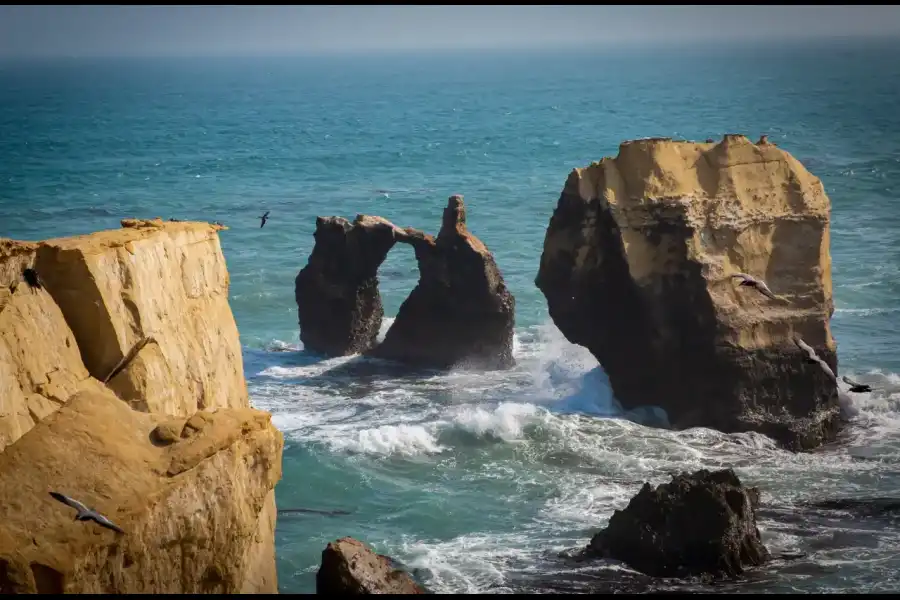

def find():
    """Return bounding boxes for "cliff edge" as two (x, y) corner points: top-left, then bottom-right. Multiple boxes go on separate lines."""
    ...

(536, 135), (840, 449)
(0, 219), (282, 593)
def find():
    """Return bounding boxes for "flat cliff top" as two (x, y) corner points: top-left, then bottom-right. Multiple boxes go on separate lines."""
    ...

(37, 219), (226, 253)
(569, 135), (828, 221)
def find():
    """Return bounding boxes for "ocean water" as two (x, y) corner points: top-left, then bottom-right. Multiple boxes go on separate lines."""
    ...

(2, 39), (900, 593)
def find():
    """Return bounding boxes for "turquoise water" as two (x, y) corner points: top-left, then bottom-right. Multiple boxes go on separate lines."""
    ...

(3, 40), (900, 593)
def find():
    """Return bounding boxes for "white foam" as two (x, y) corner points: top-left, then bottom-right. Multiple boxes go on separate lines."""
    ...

(450, 402), (543, 441)
(247, 318), (900, 592)
(325, 423), (445, 457)
(377, 317), (396, 343)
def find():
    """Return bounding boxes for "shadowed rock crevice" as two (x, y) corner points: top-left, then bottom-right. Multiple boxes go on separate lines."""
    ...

(536, 136), (841, 450)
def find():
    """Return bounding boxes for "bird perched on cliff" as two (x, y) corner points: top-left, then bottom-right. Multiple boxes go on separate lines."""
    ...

(259, 210), (270, 228)
(757, 134), (771, 145)
(730, 273), (785, 302)
(794, 336), (837, 383)
(842, 375), (874, 394)
(49, 491), (125, 534)
(22, 267), (43, 292)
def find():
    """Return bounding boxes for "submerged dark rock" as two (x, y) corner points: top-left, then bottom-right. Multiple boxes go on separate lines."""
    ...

(585, 468), (770, 579)
(316, 537), (424, 594)
(294, 215), (404, 357)
(370, 195), (516, 370)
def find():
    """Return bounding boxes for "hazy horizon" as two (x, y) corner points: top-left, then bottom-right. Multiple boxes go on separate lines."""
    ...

(2, 5), (900, 59)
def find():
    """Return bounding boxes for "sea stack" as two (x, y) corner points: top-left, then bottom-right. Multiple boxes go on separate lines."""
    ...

(294, 215), (405, 357)
(535, 135), (840, 450)
(371, 195), (516, 370)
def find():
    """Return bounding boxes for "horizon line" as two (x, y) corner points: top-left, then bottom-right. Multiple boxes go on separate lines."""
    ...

(1, 32), (898, 61)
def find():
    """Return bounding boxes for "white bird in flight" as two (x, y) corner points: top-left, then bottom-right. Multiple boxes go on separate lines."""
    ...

(730, 273), (785, 301)
(794, 336), (837, 383)
(49, 491), (125, 534)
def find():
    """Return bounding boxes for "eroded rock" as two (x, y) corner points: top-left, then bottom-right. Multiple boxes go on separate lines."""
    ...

(0, 240), (99, 452)
(32, 219), (247, 416)
(372, 195), (516, 370)
(585, 468), (769, 579)
(295, 215), (404, 356)
(0, 389), (282, 593)
(0, 220), (282, 592)
(316, 537), (424, 594)
(535, 135), (840, 450)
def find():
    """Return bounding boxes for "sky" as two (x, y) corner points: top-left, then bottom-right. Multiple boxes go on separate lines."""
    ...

(1, 5), (900, 58)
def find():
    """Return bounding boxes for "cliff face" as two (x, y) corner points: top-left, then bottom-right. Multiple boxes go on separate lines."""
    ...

(0, 389), (282, 594)
(35, 219), (247, 415)
(1, 241), (99, 452)
(536, 135), (839, 449)
(372, 195), (516, 370)
(0, 219), (281, 593)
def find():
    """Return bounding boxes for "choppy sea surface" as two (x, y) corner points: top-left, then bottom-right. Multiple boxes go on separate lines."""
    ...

(2, 39), (900, 593)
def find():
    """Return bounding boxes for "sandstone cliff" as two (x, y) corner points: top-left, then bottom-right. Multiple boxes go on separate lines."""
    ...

(295, 196), (516, 370)
(0, 389), (281, 593)
(372, 195), (516, 370)
(536, 135), (839, 449)
(0, 219), (282, 593)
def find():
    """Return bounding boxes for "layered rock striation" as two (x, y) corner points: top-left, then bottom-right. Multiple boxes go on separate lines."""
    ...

(0, 219), (282, 593)
(295, 195), (516, 370)
(536, 135), (839, 450)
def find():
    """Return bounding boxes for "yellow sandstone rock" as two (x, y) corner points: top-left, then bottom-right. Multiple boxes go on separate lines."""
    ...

(536, 135), (839, 450)
(0, 389), (282, 594)
(0, 220), (281, 592)
(33, 218), (247, 415)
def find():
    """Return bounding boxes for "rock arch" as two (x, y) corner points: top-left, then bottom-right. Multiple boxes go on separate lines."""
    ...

(294, 195), (515, 370)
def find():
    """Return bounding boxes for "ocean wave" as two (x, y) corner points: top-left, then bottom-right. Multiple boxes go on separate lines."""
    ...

(248, 319), (900, 593)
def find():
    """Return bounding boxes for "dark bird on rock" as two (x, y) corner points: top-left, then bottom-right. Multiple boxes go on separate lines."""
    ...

(259, 211), (270, 228)
(49, 491), (125, 534)
(169, 218), (181, 222)
(22, 267), (43, 291)
(730, 273), (784, 301)
(842, 375), (874, 394)
(794, 336), (837, 383)
(758, 134), (770, 145)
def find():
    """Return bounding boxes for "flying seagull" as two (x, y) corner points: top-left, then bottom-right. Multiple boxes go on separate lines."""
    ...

(730, 273), (784, 301)
(794, 336), (837, 383)
(259, 211), (270, 228)
(842, 375), (873, 394)
(22, 267), (43, 292)
(49, 491), (125, 534)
